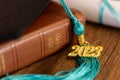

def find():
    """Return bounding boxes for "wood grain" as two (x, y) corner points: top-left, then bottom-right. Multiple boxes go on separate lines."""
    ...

(10, 22), (120, 80)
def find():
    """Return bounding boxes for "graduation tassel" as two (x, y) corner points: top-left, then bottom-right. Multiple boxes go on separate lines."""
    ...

(57, 0), (103, 80)
(1, 0), (103, 80)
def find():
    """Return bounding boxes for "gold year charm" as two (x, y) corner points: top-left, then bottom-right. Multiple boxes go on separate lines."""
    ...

(69, 34), (103, 57)
(68, 45), (103, 57)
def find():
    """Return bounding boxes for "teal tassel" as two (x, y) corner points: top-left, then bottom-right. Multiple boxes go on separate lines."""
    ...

(59, 0), (84, 36)
(2, 57), (100, 80)
(1, 0), (101, 80)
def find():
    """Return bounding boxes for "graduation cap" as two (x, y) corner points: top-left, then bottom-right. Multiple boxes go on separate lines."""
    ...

(0, 0), (50, 40)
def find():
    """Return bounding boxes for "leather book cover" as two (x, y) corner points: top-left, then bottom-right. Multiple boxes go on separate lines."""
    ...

(0, 1), (86, 77)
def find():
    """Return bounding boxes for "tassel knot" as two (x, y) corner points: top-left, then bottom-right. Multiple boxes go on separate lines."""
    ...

(73, 20), (84, 36)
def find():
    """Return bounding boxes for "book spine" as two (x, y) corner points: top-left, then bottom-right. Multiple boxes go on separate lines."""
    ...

(0, 20), (72, 77)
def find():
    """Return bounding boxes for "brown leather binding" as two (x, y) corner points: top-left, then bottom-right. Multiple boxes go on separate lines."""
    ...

(0, 1), (86, 77)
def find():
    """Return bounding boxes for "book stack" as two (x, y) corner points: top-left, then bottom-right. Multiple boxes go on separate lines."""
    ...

(0, 1), (86, 77)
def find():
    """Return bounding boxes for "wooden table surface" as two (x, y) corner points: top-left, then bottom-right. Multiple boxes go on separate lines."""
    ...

(12, 22), (120, 80)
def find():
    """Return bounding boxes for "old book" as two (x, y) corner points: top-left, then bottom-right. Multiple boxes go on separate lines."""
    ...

(0, 2), (86, 77)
